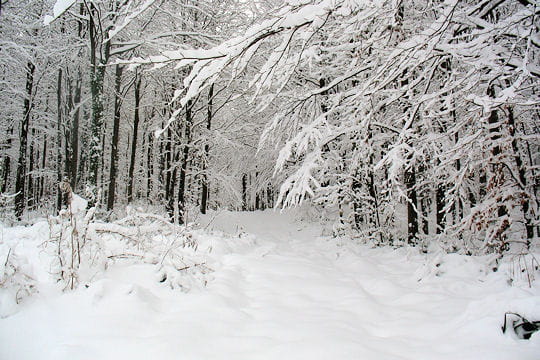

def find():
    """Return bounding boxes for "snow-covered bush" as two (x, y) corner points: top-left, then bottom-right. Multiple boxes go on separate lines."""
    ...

(0, 244), (36, 313)
(92, 207), (214, 292)
(155, 230), (213, 292)
(47, 184), (214, 293)
(47, 183), (98, 290)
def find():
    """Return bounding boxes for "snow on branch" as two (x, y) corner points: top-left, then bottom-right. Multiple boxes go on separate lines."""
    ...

(120, 0), (335, 137)
(43, 0), (77, 25)
(105, 0), (157, 43)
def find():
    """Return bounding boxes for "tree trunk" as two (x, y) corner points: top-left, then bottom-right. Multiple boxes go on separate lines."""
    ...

(27, 128), (35, 209)
(416, 165), (429, 235)
(88, 4), (110, 202)
(166, 147), (179, 221)
(15, 61), (35, 219)
(436, 183), (445, 234)
(56, 69), (64, 212)
(178, 100), (192, 224)
(164, 127), (173, 202)
(487, 85), (505, 221)
(200, 84), (213, 214)
(127, 73), (142, 203)
(146, 132), (153, 200)
(242, 174), (247, 210)
(0, 126), (12, 193)
(106, 64), (123, 211)
(266, 186), (273, 208)
(452, 127), (463, 224)
(68, 5), (84, 190)
(507, 106), (533, 241)
(405, 164), (418, 244)
(421, 195), (429, 235)
(39, 133), (47, 200)
(522, 123), (539, 237)
(352, 171), (362, 228)
(69, 72), (82, 190)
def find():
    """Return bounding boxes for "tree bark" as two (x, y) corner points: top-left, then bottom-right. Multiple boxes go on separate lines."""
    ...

(106, 64), (123, 211)
(200, 84), (213, 214)
(15, 61), (35, 219)
(0, 126), (12, 193)
(146, 132), (153, 200)
(88, 3), (111, 202)
(436, 183), (445, 234)
(164, 126), (174, 219)
(127, 73), (142, 203)
(56, 69), (64, 211)
(178, 100), (192, 224)
(69, 72), (82, 190)
(28, 128), (35, 208)
(242, 173), (247, 210)
(405, 164), (418, 244)
(39, 133), (47, 200)
(507, 106), (533, 241)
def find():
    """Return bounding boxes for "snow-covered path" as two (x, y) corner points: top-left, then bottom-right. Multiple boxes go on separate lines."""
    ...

(1, 210), (539, 359)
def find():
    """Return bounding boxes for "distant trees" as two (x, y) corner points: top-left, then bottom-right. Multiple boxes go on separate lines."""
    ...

(154, 0), (539, 254)
(1, 0), (537, 255)
(0, 0), (262, 222)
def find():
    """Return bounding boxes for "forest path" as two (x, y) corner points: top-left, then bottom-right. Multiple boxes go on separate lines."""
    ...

(193, 210), (539, 360)
(1, 210), (538, 359)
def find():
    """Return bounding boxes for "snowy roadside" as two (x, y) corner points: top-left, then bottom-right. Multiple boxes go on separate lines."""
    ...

(1, 209), (539, 359)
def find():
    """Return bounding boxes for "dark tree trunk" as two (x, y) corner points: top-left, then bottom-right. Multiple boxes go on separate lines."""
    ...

(0, 126), (12, 193)
(67, 5), (84, 190)
(421, 195), (429, 235)
(417, 165), (429, 235)
(39, 133), (47, 200)
(165, 127), (173, 200)
(106, 64), (123, 211)
(255, 193), (261, 210)
(400, 67), (418, 243)
(507, 106), (533, 241)
(146, 132), (153, 200)
(28, 128), (35, 209)
(15, 61), (35, 219)
(436, 184), (445, 234)
(70, 72), (82, 190)
(451, 129), (463, 224)
(487, 86), (506, 219)
(405, 164), (418, 244)
(88, 4), (110, 200)
(242, 174), (247, 211)
(266, 187), (273, 208)
(166, 147), (179, 221)
(178, 100), (192, 224)
(127, 73), (142, 203)
(352, 172), (362, 228)
(56, 69), (64, 212)
(367, 129), (383, 241)
(200, 84), (213, 214)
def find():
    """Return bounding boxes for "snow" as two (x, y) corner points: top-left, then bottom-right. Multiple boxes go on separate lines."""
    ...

(106, 0), (157, 42)
(43, 0), (77, 25)
(1, 210), (539, 359)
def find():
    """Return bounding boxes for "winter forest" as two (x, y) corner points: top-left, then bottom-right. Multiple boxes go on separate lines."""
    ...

(1, 0), (540, 358)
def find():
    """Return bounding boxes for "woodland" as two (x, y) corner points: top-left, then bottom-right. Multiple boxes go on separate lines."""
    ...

(1, 1), (540, 358)
(0, 0), (539, 255)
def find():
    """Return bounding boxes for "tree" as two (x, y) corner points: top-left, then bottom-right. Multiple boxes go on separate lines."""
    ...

(140, 0), (538, 253)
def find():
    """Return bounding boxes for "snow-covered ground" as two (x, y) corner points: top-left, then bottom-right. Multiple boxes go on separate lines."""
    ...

(1, 209), (539, 359)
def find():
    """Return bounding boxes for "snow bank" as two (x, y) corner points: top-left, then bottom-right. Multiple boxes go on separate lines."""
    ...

(1, 209), (539, 359)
